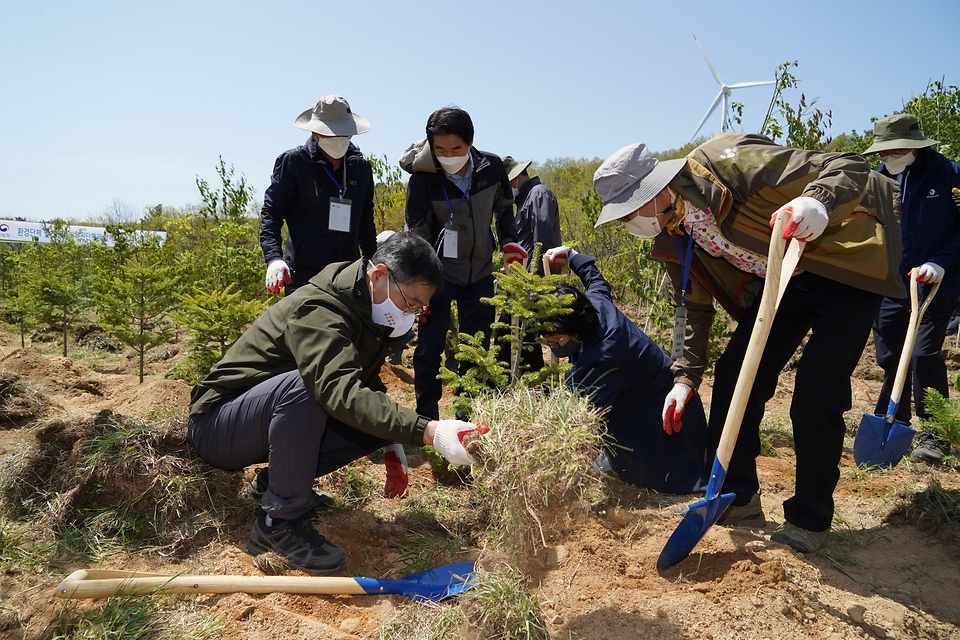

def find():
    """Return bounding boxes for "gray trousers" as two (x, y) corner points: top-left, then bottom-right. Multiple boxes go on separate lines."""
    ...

(188, 370), (388, 520)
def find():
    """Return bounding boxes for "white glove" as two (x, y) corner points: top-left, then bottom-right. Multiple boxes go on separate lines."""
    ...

(383, 443), (409, 498)
(265, 260), (291, 295)
(770, 196), (828, 241)
(915, 262), (944, 285)
(545, 246), (578, 270)
(432, 420), (489, 466)
(662, 382), (694, 435)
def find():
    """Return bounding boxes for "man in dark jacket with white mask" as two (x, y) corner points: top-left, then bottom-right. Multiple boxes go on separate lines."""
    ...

(260, 95), (378, 295)
(864, 113), (960, 464)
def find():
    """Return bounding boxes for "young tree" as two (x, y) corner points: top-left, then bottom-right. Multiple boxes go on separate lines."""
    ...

(196, 156), (257, 223)
(95, 232), (177, 383)
(368, 154), (406, 233)
(760, 61), (833, 151)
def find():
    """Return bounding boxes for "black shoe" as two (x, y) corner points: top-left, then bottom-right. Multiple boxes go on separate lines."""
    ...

(716, 493), (766, 528)
(246, 507), (348, 575)
(245, 467), (334, 508)
(910, 431), (950, 464)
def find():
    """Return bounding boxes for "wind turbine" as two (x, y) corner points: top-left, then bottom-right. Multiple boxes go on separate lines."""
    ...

(689, 35), (775, 142)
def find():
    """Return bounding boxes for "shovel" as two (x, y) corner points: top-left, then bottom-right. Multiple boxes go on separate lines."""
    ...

(55, 560), (477, 602)
(853, 269), (939, 468)
(658, 212), (802, 571)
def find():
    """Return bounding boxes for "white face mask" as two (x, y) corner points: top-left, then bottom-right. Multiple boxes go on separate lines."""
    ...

(884, 151), (915, 176)
(623, 214), (662, 238)
(370, 275), (417, 337)
(511, 187), (520, 198)
(316, 136), (352, 159)
(437, 154), (470, 174)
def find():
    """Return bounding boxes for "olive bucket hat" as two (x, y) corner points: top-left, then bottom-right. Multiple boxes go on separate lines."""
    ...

(502, 156), (532, 182)
(862, 114), (938, 154)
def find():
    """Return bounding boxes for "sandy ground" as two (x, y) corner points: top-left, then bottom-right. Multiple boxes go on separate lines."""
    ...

(0, 330), (958, 640)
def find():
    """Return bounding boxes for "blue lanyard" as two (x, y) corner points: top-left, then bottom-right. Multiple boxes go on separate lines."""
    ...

(677, 231), (694, 306)
(320, 162), (346, 198)
(441, 185), (469, 223)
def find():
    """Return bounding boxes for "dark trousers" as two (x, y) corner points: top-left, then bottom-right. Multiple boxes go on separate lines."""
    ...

(188, 370), (387, 521)
(873, 294), (957, 424)
(414, 275), (496, 419)
(707, 274), (882, 532)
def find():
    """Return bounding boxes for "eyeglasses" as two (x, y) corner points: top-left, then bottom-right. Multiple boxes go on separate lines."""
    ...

(544, 334), (570, 349)
(389, 272), (426, 316)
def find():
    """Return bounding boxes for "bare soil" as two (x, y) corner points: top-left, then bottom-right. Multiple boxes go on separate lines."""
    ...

(0, 329), (958, 640)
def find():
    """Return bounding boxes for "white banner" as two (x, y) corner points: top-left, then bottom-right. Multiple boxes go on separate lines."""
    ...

(0, 220), (166, 246)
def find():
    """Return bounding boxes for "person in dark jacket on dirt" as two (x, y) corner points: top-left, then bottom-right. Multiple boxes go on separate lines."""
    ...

(539, 246), (708, 494)
(400, 106), (526, 420)
(864, 114), (960, 465)
(260, 95), (378, 295)
(188, 232), (489, 575)
(593, 135), (904, 554)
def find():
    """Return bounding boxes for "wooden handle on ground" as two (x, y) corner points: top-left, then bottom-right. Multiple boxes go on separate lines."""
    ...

(56, 569), (368, 599)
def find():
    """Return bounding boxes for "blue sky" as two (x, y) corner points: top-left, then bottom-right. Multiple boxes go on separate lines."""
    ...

(2, 0), (958, 222)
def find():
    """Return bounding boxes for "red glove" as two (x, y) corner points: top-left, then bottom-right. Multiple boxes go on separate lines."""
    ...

(383, 443), (409, 498)
(662, 383), (693, 435)
(265, 260), (292, 295)
(769, 197), (828, 241)
(502, 242), (528, 266)
(545, 246), (576, 270)
(418, 304), (430, 323)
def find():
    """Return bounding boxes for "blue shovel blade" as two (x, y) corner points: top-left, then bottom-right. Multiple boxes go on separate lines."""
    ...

(657, 457), (736, 571)
(853, 413), (916, 469)
(354, 560), (476, 602)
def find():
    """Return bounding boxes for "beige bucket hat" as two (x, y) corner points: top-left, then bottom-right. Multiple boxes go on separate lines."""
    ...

(294, 95), (370, 136)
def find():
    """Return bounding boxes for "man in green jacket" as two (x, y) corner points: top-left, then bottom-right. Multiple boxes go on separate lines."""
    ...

(593, 134), (904, 554)
(189, 231), (488, 575)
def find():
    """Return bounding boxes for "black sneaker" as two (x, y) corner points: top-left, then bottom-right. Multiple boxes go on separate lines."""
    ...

(244, 467), (334, 508)
(910, 431), (950, 464)
(246, 507), (348, 576)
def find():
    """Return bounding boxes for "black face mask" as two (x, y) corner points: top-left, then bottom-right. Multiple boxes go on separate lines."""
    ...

(549, 339), (582, 358)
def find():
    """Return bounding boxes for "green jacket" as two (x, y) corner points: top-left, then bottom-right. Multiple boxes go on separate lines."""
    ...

(652, 133), (905, 388)
(189, 259), (429, 445)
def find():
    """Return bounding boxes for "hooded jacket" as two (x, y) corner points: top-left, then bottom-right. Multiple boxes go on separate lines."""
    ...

(189, 259), (429, 445)
(877, 147), (960, 298)
(260, 136), (378, 290)
(651, 133), (905, 388)
(400, 141), (517, 287)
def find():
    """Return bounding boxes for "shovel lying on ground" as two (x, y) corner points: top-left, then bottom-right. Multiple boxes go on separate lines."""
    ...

(657, 212), (803, 571)
(55, 560), (477, 602)
(853, 268), (939, 468)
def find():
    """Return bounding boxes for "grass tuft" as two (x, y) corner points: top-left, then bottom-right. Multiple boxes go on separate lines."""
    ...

(54, 592), (224, 640)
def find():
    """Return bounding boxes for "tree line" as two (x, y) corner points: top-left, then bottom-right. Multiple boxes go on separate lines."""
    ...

(1, 71), (955, 383)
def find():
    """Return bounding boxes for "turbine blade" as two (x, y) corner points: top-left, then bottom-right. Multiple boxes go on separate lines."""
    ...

(729, 80), (776, 89)
(693, 34), (724, 86)
(691, 91), (724, 142)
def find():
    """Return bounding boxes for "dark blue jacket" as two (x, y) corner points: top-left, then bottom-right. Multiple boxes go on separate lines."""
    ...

(878, 147), (960, 297)
(565, 253), (707, 494)
(515, 177), (561, 274)
(260, 136), (377, 291)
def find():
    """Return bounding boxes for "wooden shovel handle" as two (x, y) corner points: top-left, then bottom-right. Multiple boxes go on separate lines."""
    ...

(715, 215), (801, 468)
(56, 569), (367, 599)
(887, 270), (941, 421)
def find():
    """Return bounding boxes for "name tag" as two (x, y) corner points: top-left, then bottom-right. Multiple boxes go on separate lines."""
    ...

(329, 198), (352, 232)
(443, 224), (459, 259)
(671, 305), (687, 361)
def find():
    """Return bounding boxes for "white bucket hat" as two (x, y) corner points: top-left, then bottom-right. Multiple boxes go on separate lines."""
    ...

(593, 143), (685, 227)
(294, 95), (370, 136)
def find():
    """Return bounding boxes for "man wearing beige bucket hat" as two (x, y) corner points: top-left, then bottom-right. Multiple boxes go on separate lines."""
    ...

(864, 113), (960, 464)
(592, 134), (904, 554)
(260, 95), (377, 295)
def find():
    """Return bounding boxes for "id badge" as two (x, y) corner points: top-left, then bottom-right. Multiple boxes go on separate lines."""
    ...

(443, 224), (459, 259)
(328, 197), (352, 232)
(671, 305), (688, 361)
